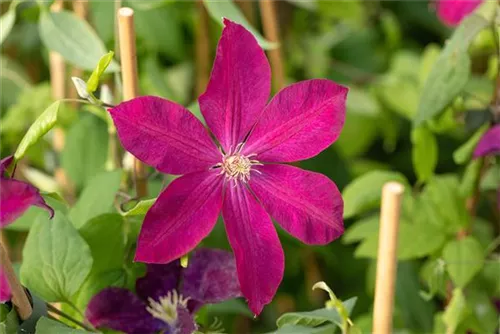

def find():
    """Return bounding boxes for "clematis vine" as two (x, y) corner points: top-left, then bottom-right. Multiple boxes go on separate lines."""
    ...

(0, 156), (53, 227)
(85, 248), (241, 334)
(435, 0), (483, 26)
(473, 124), (500, 209)
(110, 19), (347, 314)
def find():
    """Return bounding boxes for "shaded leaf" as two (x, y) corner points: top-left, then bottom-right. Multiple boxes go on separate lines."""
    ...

(0, 305), (18, 334)
(411, 126), (438, 183)
(443, 237), (484, 288)
(35, 317), (92, 334)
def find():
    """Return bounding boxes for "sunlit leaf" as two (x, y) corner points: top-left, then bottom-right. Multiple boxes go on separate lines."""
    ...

(86, 51), (115, 93)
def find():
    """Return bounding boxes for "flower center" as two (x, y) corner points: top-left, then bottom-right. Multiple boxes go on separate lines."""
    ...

(146, 290), (190, 325)
(215, 143), (261, 183)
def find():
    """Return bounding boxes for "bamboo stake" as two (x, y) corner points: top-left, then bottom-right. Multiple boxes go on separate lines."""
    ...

(195, 0), (210, 96)
(259, 0), (285, 91)
(0, 241), (32, 320)
(117, 7), (148, 198)
(372, 182), (404, 334)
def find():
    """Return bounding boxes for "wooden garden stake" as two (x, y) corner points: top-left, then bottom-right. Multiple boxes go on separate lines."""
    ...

(0, 241), (32, 320)
(372, 182), (405, 334)
(69, 0), (88, 105)
(259, 0), (285, 91)
(118, 7), (148, 198)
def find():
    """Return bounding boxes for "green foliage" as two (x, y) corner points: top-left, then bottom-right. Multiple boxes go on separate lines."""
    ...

(69, 170), (122, 228)
(13, 101), (60, 162)
(0, 305), (18, 334)
(411, 125), (438, 183)
(21, 212), (93, 302)
(61, 114), (108, 189)
(342, 170), (408, 218)
(453, 124), (489, 165)
(39, 10), (119, 71)
(203, 0), (277, 49)
(122, 198), (156, 217)
(86, 51), (115, 94)
(442, 288), (467, 334)
(0, 1), (18, 45)
(442, 237), (484, 288)
(35, 317), (92, 334)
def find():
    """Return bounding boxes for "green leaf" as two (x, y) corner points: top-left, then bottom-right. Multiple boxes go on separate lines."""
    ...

(61, 114), (108, 188)
(0, 305), (19, 334)
(203, 0), (277, 49)
(276, 297), (357, 328)
(5, 196), (67, 231)
(420, 259), (447, 301)
(442, 288), (467, 334)
(13, 101), (60, 162)
(460, 159), (482, 197)
(20, 212), (93, 302)
(343, 215), (380, 244)
(69, 170), (122, 228)
(342, 171), (408, 218)
(0, 2), (18, 45)
(87, 51), (115, 93)
(122, 199), (155, 217)
(35, 317), (92, 334)
(411, 126), (438, 183)
(39, 10), (119, 71)
(73, 269), (126, 312)
(273, 324), (336, 334)
(443, 237), (484, 288)
(453, 124), (489, 165)
(415, 50), (469, 125)
(78, 213), (125, 272)
(71, 77), (90, 100)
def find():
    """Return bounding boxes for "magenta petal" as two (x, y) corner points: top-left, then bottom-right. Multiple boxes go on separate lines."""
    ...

(182, 248), (241, 305)
(199, 19), (271, 152)
(250, 164), (344, 245)
(0, 269), (11, 303)
(222, 185), (284, 315)
(473, 125), (500, 158)
(135, 171), (223, 263)
(0, 178), (54, 227)
(436, 0), (482, 26)
(110, 96), (220, 175)
(243, 79), (348, 163)
(136, 261), (181, 302)
(86, 287), (166, 334)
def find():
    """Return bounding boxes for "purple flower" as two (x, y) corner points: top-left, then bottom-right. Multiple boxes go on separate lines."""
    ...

(473, 124), (500, 210)
(0, 156), (53, 227)
(110, 19), (346, 314)
(0, 271), (10, 303)
(436, 0), (483, 26)
(85, 248), (241, 334)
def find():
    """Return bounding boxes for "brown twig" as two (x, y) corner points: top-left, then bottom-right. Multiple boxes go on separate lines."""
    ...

(259, 0), (286, 91)
(117, 7), (148, 198)
(0, 241), (32, 320)
(372, 182), (404, 334)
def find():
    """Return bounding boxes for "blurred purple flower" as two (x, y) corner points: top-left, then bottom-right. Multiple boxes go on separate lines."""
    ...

(85, 249), (240, 334)
(473, 124), (500, 210)
(109, 19), (346, 314)
(436, 0), (483, 26)
(0, 156), (53, 227)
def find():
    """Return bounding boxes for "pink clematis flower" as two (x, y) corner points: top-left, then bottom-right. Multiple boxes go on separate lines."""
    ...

(110, 19), (347, 314)
(436, 0), (483, 26)
(0, 156), (53, 227)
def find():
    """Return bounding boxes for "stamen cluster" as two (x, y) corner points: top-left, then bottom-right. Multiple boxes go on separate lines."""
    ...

(214, 143), (261, 183)
(146, 290), (190, 325)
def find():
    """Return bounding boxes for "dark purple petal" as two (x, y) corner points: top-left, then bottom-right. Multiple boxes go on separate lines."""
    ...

(182, 248), (241, 306)
(222, 184), (284, 315)
(136, 261), (181, 302)
(242, 80), (347, 163)
(199, 19), (271, 152)
(250, 164), (344, 245)
(0, 178), (54, 227)
(473, 125), (500, 158)
(0, 156), (13, 175)
(86, 287), (166, 334)
(110, 96), (220, 175)
(175, 306), (197, 334)
(0, 269), (11, 303)
(436, 0), (482, 26)
(135, 171), (223, 263)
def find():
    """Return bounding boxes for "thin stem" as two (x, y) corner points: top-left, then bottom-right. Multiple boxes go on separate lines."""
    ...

(485, 234), (500, 256)
(46, 303), (96, 332)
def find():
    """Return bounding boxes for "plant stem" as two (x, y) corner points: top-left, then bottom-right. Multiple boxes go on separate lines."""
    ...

(46, 303), (96, 332)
